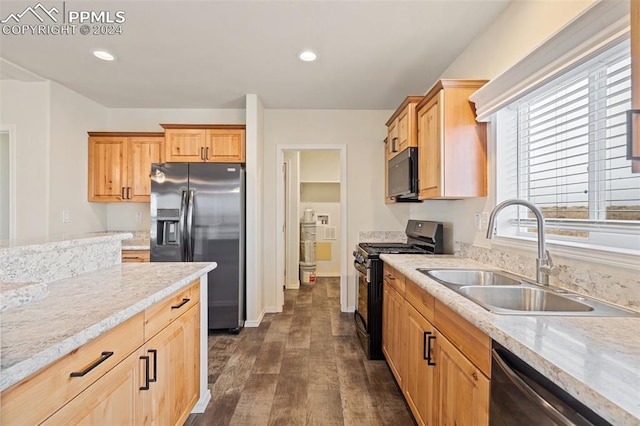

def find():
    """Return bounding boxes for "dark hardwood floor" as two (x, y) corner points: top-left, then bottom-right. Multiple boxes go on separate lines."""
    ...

(185, 277), (415, 426)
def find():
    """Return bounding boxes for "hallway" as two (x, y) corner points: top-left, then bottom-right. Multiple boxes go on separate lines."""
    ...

(186, 277), (415, 425)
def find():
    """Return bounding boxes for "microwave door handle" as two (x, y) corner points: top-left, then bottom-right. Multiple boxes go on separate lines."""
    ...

(491, 349), (575, 425)
(179, 190), (187, 262)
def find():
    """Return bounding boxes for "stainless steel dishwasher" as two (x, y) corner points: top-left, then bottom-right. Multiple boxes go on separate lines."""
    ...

(490, 342), (611, 425)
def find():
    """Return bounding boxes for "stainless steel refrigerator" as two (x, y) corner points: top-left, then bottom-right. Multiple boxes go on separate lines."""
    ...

(150, 162), (245, 331)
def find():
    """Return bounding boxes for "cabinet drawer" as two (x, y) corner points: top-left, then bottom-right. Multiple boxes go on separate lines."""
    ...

(144, 280), (200, 340)
(434, 300), (491, 377)
(0, 312), (144, 425)
(405, 278), (435, 322)
(383, 264), (405, 295)
(122, 250), (150, 263)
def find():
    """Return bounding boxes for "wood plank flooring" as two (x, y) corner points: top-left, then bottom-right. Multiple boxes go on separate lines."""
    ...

(185, 277), (415, 426)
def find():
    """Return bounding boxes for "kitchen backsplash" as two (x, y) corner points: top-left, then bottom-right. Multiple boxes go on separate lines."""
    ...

(358, 231), (406, 243)
(455, 242), (640, 312)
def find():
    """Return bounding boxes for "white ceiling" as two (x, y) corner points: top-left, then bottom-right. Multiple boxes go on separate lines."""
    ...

(0, 0), (510, 109)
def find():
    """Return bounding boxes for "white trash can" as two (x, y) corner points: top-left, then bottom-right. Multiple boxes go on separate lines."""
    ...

(299, 262), (317, 285)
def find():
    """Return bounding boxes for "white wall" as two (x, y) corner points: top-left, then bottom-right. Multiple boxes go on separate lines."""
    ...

(0, 132), (9, 240)
(0, 80), (50, 240)
(49, 82), (108, 235)
(409, 0), (596, 249)
(263, 109), (409, 311)
(245, 95), (264, 324)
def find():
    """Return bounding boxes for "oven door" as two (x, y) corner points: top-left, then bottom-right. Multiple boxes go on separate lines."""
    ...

(354, 262), (369, 331)
(354, 261), (371, 358)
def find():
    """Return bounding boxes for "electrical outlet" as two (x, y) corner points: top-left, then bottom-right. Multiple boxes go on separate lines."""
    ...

(481, 212), (489, 230)
(62, 210), (70, 223)
(136, 211), (143, 222)
(474, 213), (482, 230)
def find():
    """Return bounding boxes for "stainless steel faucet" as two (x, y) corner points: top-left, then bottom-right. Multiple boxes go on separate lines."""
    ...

(486, 199), (558, 285)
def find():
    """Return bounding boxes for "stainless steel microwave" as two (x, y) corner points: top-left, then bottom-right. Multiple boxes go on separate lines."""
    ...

(388, 147), (420, 201)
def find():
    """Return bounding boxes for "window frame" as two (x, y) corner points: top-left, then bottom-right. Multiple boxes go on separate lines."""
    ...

(493, 38), (639, 254)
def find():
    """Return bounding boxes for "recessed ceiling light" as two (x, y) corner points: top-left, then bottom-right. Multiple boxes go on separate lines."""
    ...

(298, 49), (318, 62)
(93, 50), (115, 61)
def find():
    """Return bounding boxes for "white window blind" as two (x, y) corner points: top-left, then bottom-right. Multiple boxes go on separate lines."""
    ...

(496, 39), (640, 252)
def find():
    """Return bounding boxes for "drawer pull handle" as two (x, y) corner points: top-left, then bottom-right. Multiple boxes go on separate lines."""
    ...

(422, 332), (436, 366)
(386, 274), (396, 281)
(70, 351), (114, 377)
(171, 298), (190, 309)
(148, 349), (158, 382)
(140, 355), (150, 390)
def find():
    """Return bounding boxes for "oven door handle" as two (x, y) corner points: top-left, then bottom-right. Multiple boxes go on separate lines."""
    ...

(492, 349), (575, 425)
(354, 310), (367, 335)
(354, 262), (368, 276)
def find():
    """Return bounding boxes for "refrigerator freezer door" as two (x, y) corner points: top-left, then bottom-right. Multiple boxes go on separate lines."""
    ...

(188, 163), (244, 330)
(150, 163), (189, 262)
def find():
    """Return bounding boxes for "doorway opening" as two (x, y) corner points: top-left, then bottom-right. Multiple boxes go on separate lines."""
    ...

(276, 145), (348, 312)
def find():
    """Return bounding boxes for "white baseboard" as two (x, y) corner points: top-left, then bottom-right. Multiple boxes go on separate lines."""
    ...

(244, 309), (265, 327)
(286, 281), (300, 289)
(192, 389), (211, 413)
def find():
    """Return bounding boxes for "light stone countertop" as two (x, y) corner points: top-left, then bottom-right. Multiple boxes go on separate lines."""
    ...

(0, 232), (132, 253)
(380, 254), (640, 426)
(0, 282), (48, 313)
(0, 262), (216, 392)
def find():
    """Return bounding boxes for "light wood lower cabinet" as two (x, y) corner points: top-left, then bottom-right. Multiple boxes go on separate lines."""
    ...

(41, 347), (144, 425)
(404, 303), (436, 426)
(382, 266), (491, 426)
(434, 329), (489, 426)
(122, 249), (150, 263)
(0, 281), (200, 426)
(382, 279), (405, 386)
(139, 303), (200, 425)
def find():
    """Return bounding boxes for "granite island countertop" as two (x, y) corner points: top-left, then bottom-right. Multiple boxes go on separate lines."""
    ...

(0, 262), (216, 392)
(380, 254), (640, 426)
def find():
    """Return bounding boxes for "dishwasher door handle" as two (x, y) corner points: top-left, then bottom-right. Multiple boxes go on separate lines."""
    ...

(491, 349), (575, 425)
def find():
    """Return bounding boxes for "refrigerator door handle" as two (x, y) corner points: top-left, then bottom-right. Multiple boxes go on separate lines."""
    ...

(179, 190), (188, 261)
(186, 189), (195, 262)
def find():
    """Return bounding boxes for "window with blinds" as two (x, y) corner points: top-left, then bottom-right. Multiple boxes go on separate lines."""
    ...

(496, 38), (640, 252)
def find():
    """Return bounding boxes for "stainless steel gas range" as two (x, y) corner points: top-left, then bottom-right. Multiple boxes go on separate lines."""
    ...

(353, 220), (445, 360)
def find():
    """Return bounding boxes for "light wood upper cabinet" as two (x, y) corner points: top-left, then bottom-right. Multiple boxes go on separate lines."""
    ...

(88, 132), (164, 202)
(206, 128), (245, 163)
(384, 96), (422, 203)
(162, 124), (246, 163)
(416, 80), (487, 199)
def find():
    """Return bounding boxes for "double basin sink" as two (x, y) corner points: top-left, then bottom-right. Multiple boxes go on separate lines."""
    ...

(418, 269), (638, 316)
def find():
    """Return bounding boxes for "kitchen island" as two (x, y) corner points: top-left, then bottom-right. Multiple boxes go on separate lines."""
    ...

(0, 232), (216, 424)
(381, 254), (640, 425)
